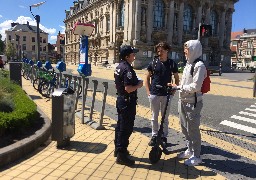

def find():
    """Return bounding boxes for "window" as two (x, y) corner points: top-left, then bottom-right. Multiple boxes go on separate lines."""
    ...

(8, 35), (11, 41)
(118, 0), (125, 27)
(141, 7), (147, 27)
(43, 39), (46, 43)
(32, 37), (35, 42)
(183, 4), (193, 33)
(210, 10), (218, 35)
(173, 13), (178, 31)
(32, 45), (35, 51)
(40, 37), (42, 43)
(43, 46), (46, 51)
(106, 16), (110, 31)
(22, 44), (26, 51)
(153, 0), (164, 29)
(23, 36), (26, 41)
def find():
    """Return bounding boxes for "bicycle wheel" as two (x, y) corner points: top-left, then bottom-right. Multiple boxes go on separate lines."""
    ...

(39, 81), (54, 98)
(33, 78), (39, 90)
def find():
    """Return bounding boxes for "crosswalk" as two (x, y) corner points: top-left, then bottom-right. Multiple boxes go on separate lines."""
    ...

(220, 103), (256, 134)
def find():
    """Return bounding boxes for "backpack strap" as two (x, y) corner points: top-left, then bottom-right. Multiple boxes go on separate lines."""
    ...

(190, 58), (203, 108)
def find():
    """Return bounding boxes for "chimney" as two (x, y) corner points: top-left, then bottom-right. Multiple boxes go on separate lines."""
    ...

(11, 22), (18, 27)
(27, 21), (29, 26)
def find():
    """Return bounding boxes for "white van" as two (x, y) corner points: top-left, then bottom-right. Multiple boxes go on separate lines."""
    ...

(0, 55), (7, 64)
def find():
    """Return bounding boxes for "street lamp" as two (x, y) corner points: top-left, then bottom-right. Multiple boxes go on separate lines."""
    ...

(29, 1), (46, 61)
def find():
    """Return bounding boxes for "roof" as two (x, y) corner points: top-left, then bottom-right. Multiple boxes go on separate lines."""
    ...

(231, 31), (243, 40)
(8, 23), (47, 34)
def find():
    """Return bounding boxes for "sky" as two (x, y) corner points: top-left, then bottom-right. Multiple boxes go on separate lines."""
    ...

(0, 0), (255, 44)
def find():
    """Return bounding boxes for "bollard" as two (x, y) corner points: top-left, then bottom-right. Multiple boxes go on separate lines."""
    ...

(89, 80), (98, 121)
(98, 82), (108, 130)
(81, 77), (89, 124)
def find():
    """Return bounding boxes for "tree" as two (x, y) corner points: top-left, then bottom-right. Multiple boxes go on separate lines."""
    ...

(5, 42), (16, 61)
(0, 34), (5, 54)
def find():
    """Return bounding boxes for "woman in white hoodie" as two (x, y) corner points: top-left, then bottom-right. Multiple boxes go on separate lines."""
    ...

(172, 40), (207, 166)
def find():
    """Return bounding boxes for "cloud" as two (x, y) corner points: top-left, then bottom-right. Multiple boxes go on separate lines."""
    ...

(0, 16), (56, 41)
(0, 15), (2, 18)
(19, 5), (26, 9)
(59, 25), (65, 34)
(50, 35), (57, 41)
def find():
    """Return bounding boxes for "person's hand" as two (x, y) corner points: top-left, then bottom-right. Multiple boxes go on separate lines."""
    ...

(167, 83), (177, 95)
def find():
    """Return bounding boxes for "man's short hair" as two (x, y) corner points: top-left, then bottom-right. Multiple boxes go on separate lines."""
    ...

(119, 45), (139, 60)
(155, 42), (171, 52)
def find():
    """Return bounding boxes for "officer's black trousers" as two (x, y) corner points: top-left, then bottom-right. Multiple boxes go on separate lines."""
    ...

(115, 96), (137, 152)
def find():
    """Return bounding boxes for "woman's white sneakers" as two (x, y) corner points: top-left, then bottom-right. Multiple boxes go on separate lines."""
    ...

(177, 149), (202, 166)
(177, 149), (193, 159)
(184, 155), (202, 166)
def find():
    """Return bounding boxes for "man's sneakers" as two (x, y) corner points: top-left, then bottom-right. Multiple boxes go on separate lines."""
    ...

(177, 149), (193, 159)
(148, 136), (157, 146)
(184, 155), (202, 166)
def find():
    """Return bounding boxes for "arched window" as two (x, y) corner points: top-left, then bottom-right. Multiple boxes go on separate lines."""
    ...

(183, 4), (193, 33)
(153, 0), (164, 29)
(210, 10), (218, 35)
(119, 0), (125, 27)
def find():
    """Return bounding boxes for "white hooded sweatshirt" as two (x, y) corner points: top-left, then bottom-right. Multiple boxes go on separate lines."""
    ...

(177, 40), (207, 103)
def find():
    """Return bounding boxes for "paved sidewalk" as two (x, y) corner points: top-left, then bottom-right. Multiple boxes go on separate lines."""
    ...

(0, 64), (255, 179)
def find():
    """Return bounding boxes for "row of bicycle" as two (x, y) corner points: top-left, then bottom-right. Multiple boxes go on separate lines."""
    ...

(22, 59), (82, 98)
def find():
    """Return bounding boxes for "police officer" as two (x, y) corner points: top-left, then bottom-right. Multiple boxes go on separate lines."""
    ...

(114, 45), (143, 166)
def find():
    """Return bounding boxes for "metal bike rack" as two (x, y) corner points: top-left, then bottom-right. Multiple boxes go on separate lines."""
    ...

(98, 82), (108, 130)
(80, 76), (89, 124)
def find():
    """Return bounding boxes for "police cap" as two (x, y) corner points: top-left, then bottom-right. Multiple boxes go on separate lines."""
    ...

(120, 45), (139, 60)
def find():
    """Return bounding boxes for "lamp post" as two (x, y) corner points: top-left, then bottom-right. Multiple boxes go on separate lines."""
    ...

(29, 1), (46, 61)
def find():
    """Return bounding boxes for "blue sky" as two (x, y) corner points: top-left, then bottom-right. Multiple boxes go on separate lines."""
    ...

(0, 0), (255, 44)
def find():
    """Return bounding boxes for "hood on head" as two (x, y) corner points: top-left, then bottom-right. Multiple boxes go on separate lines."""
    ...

(184, 40), (202, 63)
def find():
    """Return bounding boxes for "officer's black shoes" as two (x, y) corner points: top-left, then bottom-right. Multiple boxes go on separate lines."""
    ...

(114, 149), (130, 157)
(148, 136), (157, 146)
(116, 152), (135, 166)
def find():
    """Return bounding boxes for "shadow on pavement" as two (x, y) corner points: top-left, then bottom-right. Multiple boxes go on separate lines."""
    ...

(57, 141), (107, 154)
(133, 156), (217, 179)
(29, 95), (43, 100)
(202, 145), (256, 179)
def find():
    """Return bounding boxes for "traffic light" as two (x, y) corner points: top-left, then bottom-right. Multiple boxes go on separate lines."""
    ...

(200, 24), (212, 37)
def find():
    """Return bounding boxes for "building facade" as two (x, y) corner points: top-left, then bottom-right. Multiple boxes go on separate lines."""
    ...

(5, 22), (48, 60)
(230, 29), (256, 69)
(64, 0), (238, 70)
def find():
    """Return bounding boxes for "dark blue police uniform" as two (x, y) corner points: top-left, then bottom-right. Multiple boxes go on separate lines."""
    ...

(114, 60), (139, 153)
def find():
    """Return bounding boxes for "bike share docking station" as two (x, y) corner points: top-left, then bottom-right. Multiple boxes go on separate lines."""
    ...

(73, 22), (109, 130)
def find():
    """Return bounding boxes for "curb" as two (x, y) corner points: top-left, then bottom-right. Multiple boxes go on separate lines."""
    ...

(0, 107), (51, 168)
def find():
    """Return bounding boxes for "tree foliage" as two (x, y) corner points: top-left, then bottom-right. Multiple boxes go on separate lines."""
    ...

(0, 34), (5, 54)
(5, 42), (16, 60)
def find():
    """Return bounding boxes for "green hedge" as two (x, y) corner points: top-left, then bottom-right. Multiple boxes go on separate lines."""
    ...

(0, 72), (38, 137)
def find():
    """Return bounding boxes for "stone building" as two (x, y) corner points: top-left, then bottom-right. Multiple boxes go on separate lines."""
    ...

(64, 0), (238, 71)
(230, 29), (256, 70)
(5, 22), (48, 60)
